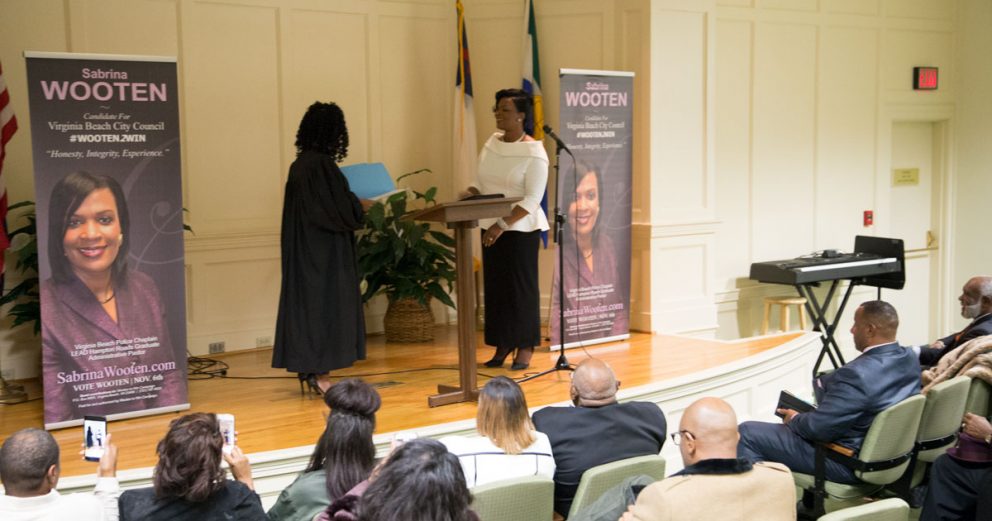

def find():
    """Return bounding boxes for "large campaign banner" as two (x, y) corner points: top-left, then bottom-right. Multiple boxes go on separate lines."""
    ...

(550, 69), (633, 350)
(25, 52), (189, 429)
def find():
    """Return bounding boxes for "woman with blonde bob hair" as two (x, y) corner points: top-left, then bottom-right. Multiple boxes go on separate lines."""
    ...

(441, 376), (555, 487)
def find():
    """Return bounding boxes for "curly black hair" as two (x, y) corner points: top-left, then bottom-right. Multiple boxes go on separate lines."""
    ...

(295, 101), (350, 162)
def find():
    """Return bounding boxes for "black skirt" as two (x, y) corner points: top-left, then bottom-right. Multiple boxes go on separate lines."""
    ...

(482, 228), (542, 349)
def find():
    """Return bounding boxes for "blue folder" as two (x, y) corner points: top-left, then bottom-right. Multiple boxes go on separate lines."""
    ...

(340, 162), (401, 200)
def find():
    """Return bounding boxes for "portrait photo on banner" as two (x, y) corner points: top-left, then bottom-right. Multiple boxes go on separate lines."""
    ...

(25, 53), (189, 428)
(549, 71), (633, 349)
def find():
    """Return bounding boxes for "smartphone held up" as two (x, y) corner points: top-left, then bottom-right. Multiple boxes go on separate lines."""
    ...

(218, 413), (235, 454)
(83, 415), (107, 462)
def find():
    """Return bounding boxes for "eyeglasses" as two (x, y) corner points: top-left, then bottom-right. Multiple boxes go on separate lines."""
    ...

(670, 430), (695, 446)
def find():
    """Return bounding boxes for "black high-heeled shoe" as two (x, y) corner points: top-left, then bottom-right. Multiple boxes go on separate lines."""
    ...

(305, 374), (325, 397)
(298, 373), (324, 398)
(511, 347), (534, 371)
(483, 346), (514, 368)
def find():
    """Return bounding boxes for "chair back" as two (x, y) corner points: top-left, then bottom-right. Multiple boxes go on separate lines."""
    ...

(816, 498), (909, 521)
(965, 377), (991, 416)
(471, 476), (554, 521)
(854, 394), (925, 485)
(917, 376), (970, 462)
(566, 454), (666, 518)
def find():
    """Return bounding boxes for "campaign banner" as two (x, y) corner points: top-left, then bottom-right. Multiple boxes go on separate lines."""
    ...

(25, 52), (189, 429)
(550, 69), (633, 350)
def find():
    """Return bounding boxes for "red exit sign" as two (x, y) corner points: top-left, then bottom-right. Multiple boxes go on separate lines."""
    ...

(914, 67), (938, 90)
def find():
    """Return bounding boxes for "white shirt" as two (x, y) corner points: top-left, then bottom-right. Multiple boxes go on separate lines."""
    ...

(473, 132), (550, 232)
(0, 477), (120, 521)
(441, 432), (556, 488)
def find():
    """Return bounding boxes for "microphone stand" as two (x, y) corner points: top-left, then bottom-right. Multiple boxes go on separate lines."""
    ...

(519, 135), (574, 383)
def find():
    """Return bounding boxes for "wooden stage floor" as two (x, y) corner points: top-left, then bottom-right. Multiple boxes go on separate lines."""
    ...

(0, 327), (800, 479)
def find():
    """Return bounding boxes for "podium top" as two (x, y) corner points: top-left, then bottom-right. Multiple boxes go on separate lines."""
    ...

(407, 197), (523, 225)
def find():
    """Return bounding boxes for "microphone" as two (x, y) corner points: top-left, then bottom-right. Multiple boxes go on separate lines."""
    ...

(542, 125), (573, 156)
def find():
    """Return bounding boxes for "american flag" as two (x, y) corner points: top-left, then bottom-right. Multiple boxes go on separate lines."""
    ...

(1, 60), (18, 279)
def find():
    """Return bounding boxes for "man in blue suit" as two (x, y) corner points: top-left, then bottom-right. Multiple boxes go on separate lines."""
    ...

(737, 300), (921, 484)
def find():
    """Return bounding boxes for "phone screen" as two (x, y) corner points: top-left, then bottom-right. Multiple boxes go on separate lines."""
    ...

(217, 413), (235, 454)
(83, 416), (107, 461)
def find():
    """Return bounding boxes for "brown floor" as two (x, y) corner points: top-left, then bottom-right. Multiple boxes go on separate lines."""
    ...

(0, 327), (800, 478)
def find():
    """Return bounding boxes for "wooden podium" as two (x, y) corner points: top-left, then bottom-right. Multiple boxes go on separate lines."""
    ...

(408, 197), (522, 407)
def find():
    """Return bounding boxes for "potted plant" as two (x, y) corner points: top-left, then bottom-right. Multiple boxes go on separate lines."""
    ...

(357, 171), (456, 342)
(0, 201), (37, 404)
(1, 201), (40, 334)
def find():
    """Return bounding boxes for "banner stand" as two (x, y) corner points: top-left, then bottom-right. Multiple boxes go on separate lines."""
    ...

(25, 51), (190, 429)
(549, 69), (634, 351)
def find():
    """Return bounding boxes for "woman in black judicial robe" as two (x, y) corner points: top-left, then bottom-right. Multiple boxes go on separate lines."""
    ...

(272, 102), (369, 395)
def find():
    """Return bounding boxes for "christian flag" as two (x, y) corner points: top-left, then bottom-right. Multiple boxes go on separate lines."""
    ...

(522, 0), (548, 247)
(453, 0), (478, 195)
(0, 60), (19, 278)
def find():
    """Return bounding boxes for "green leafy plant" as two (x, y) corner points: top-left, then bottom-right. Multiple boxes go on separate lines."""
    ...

(1, 201), (40, 334)
(357, 170), (457, 308)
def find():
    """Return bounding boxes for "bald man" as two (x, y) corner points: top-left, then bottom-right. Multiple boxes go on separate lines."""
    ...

(533, 359), (667, 517)
(917, 276), (992, 367)
(621, 398), (795, 521)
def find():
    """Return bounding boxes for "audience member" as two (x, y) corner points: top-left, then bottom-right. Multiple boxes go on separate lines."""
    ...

(320, 438), (478, 521)
(268, 379), (381, 521)
(620, 398), (794, 521)
(442, 376), (555, 487)
(738, 300), (920, 486)
(532, 358), (667, 517)
(118, 413), (265, 521)
(920, 411), (992, 521)
(916, 276), (992, 367)
(0, 427), (120, 520)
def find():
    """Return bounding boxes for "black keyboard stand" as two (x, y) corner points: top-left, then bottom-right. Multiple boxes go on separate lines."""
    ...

(795, 280), (858, 376)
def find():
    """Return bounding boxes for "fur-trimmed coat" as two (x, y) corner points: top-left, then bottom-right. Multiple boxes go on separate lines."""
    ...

(922, 334), (992, 393)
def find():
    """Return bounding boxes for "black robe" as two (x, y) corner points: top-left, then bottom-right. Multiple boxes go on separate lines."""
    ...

(272, 151), (366, 374)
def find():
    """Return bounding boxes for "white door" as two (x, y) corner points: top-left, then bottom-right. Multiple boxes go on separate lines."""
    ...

(886, 121), (942, 345)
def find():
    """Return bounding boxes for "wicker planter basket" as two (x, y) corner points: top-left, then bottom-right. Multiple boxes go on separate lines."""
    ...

(384, 297), (435, 342)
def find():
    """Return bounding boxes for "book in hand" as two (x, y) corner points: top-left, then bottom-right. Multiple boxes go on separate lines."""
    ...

(775, 390), (816, 419)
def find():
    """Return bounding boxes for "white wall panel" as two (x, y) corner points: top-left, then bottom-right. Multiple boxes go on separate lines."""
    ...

(815, 26), (878, 249)
(714, 19), (752, 290)
(824, 0), (879, 16)
(751, 22), (817, 260)
(718, 0), (752, 7)
(378, 14), (450, 198)
(283, 9), (372, 166)
(884, 0), (955, 21)
(183, 2), (283, 234)
(69, 0), (179, 56)
(650, 9), (709, 221)
(757, 0), (817, 12)
(953, 0), (992, 303)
